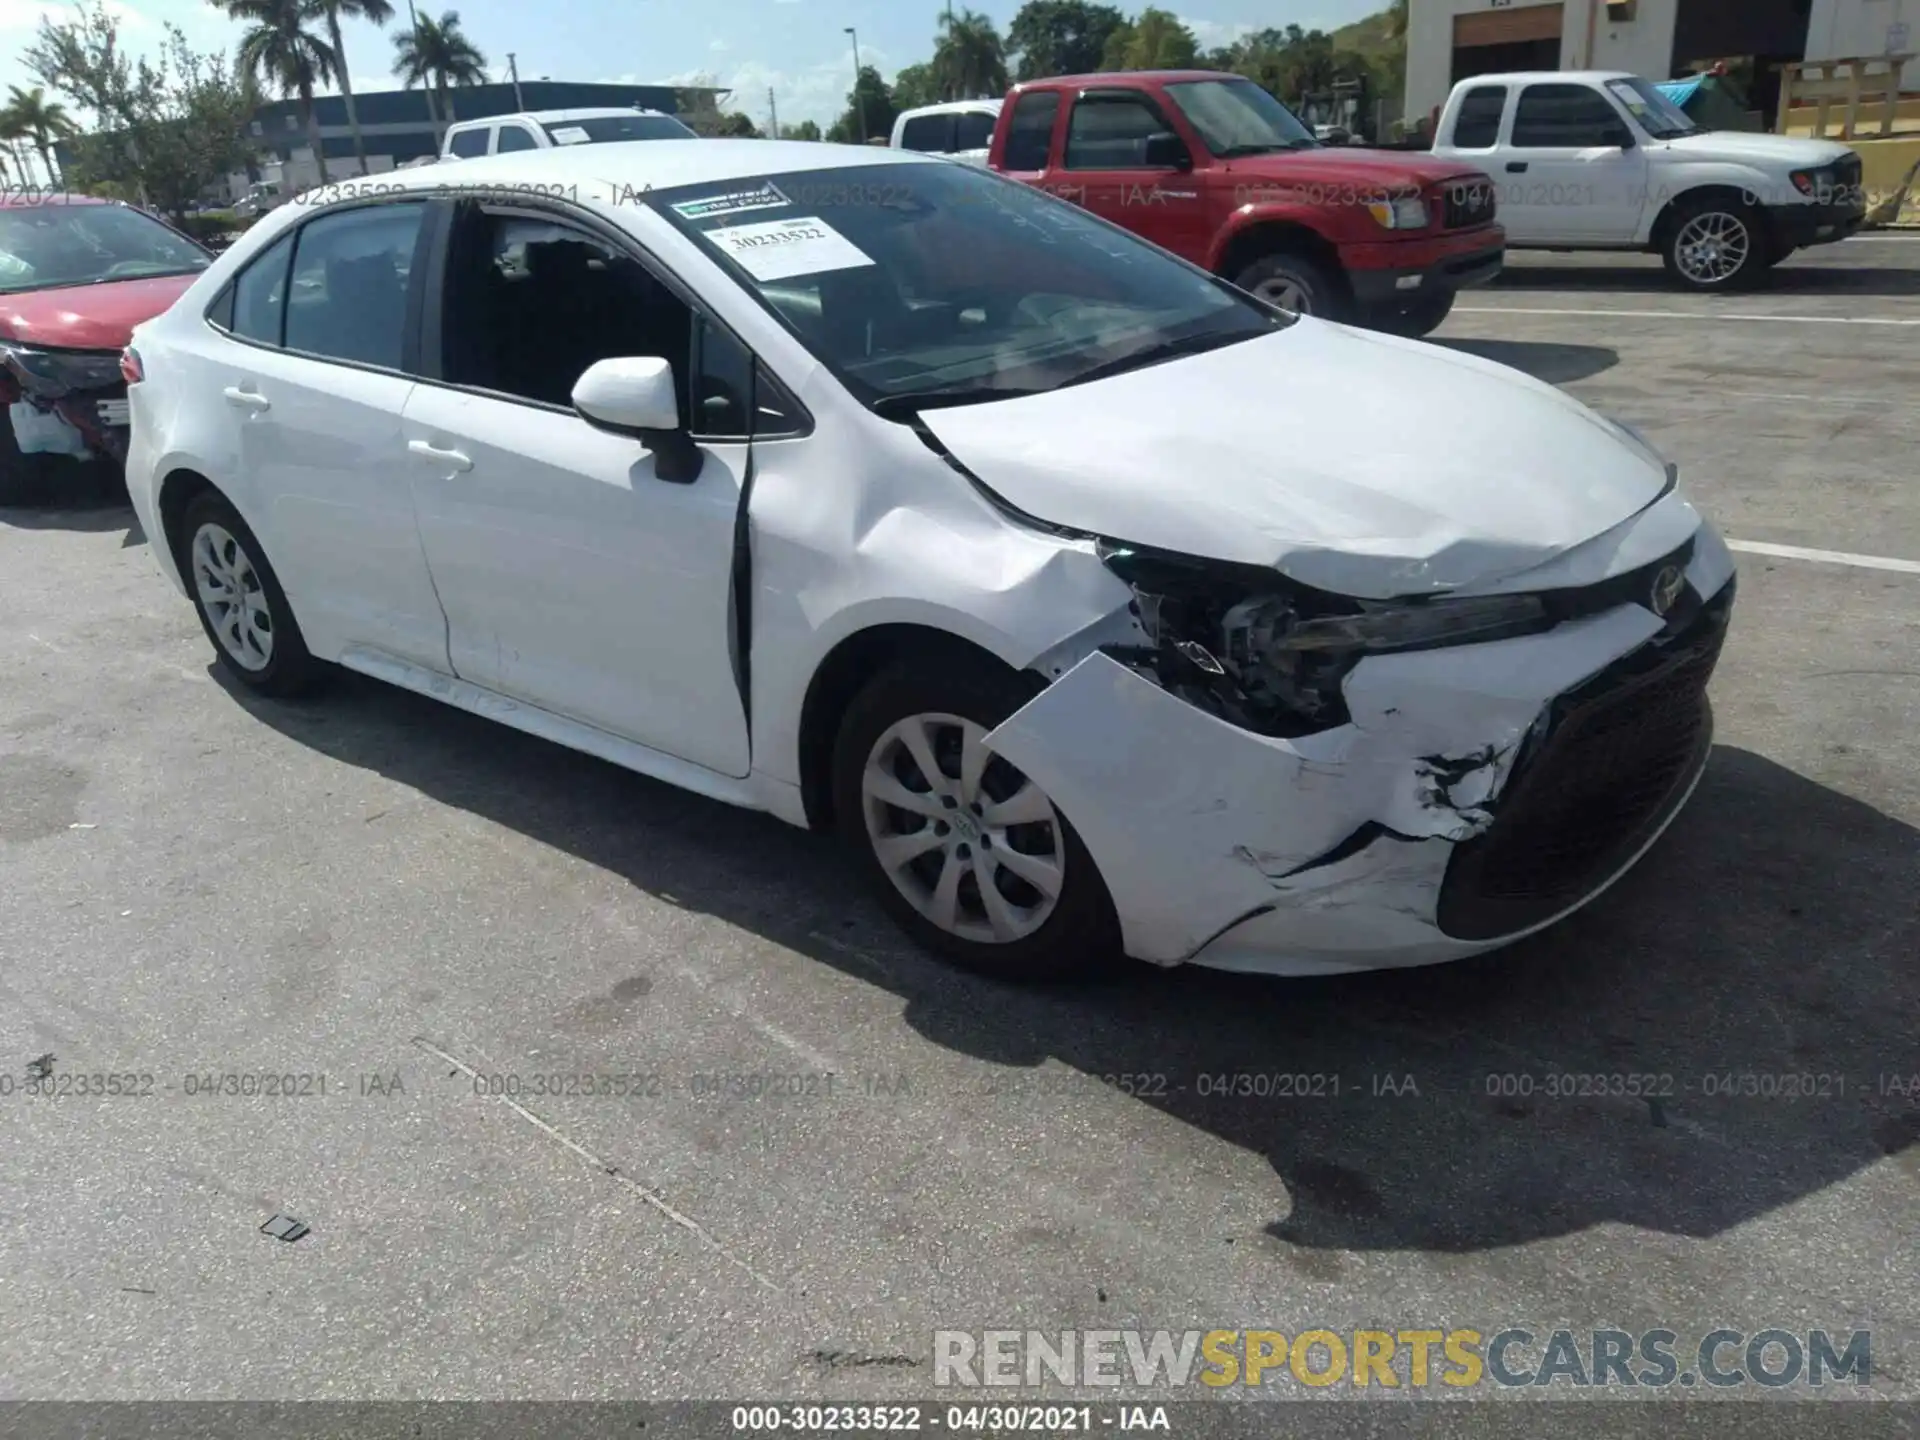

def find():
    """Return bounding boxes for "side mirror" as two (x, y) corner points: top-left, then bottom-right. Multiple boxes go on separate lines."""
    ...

(1143, 131), (1192, 170)
(572, 356), (704, 483)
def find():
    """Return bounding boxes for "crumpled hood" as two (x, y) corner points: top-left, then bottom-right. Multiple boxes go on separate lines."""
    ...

(918, 321), (1671, 600)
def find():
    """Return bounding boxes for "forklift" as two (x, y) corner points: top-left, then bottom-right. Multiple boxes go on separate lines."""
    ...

(1295, 75), (1373, 144)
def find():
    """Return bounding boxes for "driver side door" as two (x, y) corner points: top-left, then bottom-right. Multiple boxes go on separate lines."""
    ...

(1046, 90), (1213, 263)
(1499, 83), (1651, 244)
(401, 202), (754, 778)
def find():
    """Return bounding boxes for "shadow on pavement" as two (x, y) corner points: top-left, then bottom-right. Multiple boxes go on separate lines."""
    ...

(232, 667), (1919, 1253)
(1436, 338), (1619, 384)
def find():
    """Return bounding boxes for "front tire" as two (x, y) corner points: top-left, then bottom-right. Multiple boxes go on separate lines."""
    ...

(179, 490), (321, 696)
(1233, 252), (1350, 322)
(1661, 197), (1767, 291)
(832, 658), (1120, 981)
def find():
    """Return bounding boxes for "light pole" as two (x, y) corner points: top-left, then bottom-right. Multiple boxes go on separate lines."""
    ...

(507, 52), (525, 110)
(845, 25), (867, 143)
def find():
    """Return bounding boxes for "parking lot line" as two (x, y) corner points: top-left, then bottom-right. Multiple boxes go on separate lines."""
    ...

(1728, 539), (1920, 574)
(1455, 305), (1920, 326)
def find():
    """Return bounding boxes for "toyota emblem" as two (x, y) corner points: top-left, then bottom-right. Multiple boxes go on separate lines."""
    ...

(1649, 565), (1686, 617)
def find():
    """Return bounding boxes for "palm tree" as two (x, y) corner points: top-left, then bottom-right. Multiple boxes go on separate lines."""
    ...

(318, 0), (394, 173)
(3, 87), (77, 190)
(1386, 0), (1409, 43)
(393, 11), (486, 143)
(930, 8), (1008, 102)
(223, 0), (339, 186)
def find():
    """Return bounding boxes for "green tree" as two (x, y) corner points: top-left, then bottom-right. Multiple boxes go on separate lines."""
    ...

(28, 6), (258, 217)
(1099, 7), (1198, 71)
(224, 0), (338, 185)
(889, 61), (939, 111)
(319, 0), (394, 174)
(714, 111), (760, 137)
(392, 9), (486, 142)
(930, 7), (1008, 100)
(826, 64), (895, 144)
(2, 87), (78, 188)
(1007, 0), (1125, 81)
(778, 118), (821, 141)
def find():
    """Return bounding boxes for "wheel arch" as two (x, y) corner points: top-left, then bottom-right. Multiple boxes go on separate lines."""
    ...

(796, 622), (1027, 832)
(1211, 215), (1346, 289)
(1648, 182), (1762, 251)
(155, 466), (224, 591)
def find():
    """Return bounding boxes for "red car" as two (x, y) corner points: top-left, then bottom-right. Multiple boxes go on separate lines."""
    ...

(0, 194), (213, 505)
(987, 70), (1505, 335)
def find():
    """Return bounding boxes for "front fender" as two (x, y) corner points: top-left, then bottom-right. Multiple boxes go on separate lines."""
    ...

(1641, 162), (1803, 244)
(1207, 203), (1345, 272)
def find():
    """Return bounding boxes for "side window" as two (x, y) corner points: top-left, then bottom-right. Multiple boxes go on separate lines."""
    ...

(955, 110), (997, 150)
(752, 362), (806, 437)
(1001, 91), (1059, 170)
(205, 281), (237, 333)
(447, 127), (490, 158)
(1065, 95), (1172, 170)
(441, 209), (695, 415)
(283, 202), (426, 369)
(495, 125), (538, 153)
(900, 114), (955, 153)
(231, 231), (295, 346)
(1511, 84), (1632, 147)
(1452, 86), (1508, 148)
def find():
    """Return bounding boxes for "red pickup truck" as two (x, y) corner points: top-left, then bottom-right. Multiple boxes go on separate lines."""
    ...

(985, 70), (1506, 336)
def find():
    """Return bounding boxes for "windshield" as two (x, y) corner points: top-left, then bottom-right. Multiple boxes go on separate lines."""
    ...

(1164, 78), (1317, 156)
(0, 202), (211, 294)
(543, 114), (697, 145)
(1604, 77), (1706, 139)
(647, 161), (1285, 413)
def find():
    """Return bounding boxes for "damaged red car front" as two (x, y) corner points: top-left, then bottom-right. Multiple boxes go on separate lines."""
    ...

(0, 194), (213, 505)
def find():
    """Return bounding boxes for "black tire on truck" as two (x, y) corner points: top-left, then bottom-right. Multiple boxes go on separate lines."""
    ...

(1232, 251), (1351, 322)
(1660, 194), (1769, 291)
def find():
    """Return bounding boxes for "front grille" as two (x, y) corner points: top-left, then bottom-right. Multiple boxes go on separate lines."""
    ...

(1442, 180), (1497, 230)
(1436, 582), (1733, 941)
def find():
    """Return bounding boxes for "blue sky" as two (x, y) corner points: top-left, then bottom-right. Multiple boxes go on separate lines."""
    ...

(2, 0), (1383, 138)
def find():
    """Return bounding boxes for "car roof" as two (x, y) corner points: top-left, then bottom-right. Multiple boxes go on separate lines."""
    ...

(310, 138), (939, 202)
(1456, 70), (1636, 86)
(0, 192), (111, 210)
(1017, 69), (1232, 88)
(896, 99), (1003, 119)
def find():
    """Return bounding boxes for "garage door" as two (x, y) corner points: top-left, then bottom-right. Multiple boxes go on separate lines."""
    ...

(1454, 2), (1566, 48)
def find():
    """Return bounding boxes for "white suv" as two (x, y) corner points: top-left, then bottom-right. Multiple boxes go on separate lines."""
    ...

(441, 107), (696, 160)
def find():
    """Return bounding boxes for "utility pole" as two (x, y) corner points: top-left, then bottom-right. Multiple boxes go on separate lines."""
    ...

(769, 86), (779, 138)
(845, 26), (867, 142)
(507, 52), (525, 110)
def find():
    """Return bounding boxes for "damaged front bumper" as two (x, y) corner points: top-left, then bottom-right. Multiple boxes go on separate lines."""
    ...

(2, 346), (131, 471)
(984, 529), (1736, 976)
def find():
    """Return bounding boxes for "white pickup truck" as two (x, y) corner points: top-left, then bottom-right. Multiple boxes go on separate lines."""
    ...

(1429, 71), (1866, 290)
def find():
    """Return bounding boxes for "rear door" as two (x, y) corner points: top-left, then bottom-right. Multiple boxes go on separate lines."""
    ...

(196, 202), (449, 669)
(1049, 89), (1212, 262)
(1499, 82), (1650, 244)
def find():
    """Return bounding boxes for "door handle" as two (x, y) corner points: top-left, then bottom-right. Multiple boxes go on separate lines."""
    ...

(407, 439), (473, 472)
(222, 385), (269, 412)
(1505, 161), (1529, 173)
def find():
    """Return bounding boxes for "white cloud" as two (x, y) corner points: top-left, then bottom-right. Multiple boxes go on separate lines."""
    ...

(710, 38), (729, 52)
(654, 46), (890, 127)
(1180, 16), (1255, 51)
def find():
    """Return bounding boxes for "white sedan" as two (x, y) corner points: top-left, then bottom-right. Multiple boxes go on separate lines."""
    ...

(123, 140), (1736, 980)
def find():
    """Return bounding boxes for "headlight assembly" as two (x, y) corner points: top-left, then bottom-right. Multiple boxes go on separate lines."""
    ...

(1365, 196), (1430, 230)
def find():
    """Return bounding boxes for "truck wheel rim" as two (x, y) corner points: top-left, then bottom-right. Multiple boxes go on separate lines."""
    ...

(861, 712), (1066, 945)
(1675, 211), (1750, 284)
(191, 522), (274, 671)
(1253, 274), (1311, 313)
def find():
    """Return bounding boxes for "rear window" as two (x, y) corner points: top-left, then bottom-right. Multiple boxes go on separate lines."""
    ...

(955, 111), (996, 150)
(899, 114), (955, 153)
(540, 114), (697, 145)
(1452, 86), (1507, 147)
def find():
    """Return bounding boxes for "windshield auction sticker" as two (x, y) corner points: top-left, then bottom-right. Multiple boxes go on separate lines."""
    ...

(670, 182), (792, 221)
(702, 215), (876, 281)
(548, 126), (592, 145)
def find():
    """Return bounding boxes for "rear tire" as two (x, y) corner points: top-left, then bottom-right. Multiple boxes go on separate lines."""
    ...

(832, 657), (1121, 982)
(1232, 252), (1350, 322)
(1371, 289), (1455, 338)
(178, 490), (322, 697)
(1661, 196), (1767, 291)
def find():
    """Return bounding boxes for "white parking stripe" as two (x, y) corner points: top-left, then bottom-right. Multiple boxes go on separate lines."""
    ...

(1729, 539), (1920, 574)
(1455, 305), (1920, 326)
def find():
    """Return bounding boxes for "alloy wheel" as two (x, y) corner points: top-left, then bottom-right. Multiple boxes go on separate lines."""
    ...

(860, 711), (1066, 945)
(191, 521), (274, 671)
(1253, 274), (1311, 314)
(1674, 211), (1751, 285)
